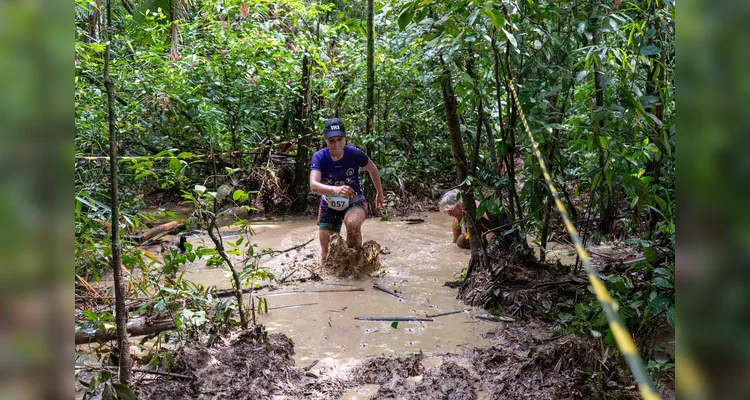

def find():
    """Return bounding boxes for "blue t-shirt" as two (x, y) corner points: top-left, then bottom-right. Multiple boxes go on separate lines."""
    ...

(310, 145), (370, 206)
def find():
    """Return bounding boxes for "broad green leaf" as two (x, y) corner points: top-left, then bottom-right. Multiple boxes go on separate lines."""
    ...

(398, 6), (414, 31)
(576, 70), (587, 82)
(169, 157), (181, 173)
(467, 8), (480, 27)
(111, 383), (138, 400)
(391, 321), (399, 329)
(649, 295), (670, 314)
(599, 136), (608, 150)
(667, 307), (675, 328)
(640, 45), (662, 56)
(502, 28), (517, 48)
(652, 277), (674, 289)
(482, 7), (500, 29)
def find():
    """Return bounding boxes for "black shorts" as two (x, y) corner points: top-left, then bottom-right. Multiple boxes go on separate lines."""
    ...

(317, 199), (369, 233)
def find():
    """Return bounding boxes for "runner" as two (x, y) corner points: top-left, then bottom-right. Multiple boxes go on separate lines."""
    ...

(309, 118), (384, 259)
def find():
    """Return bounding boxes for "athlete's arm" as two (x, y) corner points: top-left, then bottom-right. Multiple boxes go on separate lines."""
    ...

(309, 170), (354, 197)
(363, 159), (384, 208)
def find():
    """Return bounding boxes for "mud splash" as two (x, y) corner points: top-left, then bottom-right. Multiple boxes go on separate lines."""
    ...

(323, 233), (382, 279)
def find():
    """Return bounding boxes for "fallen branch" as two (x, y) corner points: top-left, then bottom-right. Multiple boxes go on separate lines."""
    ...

(277, 269), (298, 284)
(135, 221), (181, 243)
(210, 277), (312, 298)
(372, 282), (413, 302)
(76, 365), (193, 380)
(426, 310), (470, 318)
(268, 303), (317, 310)
(531, 279), (578, 289)
(262, 288), (364, 297)
(354, 317), (434, 322)
(259, 238), (315, 257)
(75, 317), (176, 345)
(303, 360), (319, 372)
(600, 256), (647, 273)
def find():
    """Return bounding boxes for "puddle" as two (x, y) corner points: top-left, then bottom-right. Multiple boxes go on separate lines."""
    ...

(86, 212), (635, 369)
(171, 212), (498, 368)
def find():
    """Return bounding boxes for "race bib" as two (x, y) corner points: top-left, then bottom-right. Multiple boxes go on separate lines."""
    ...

(327, 195), (349, 211)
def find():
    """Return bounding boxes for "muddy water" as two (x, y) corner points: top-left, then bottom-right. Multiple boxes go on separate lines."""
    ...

(178, 212), (500, 370)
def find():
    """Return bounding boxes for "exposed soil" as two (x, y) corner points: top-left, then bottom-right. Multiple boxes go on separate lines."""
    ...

(135, 319), (639, 400)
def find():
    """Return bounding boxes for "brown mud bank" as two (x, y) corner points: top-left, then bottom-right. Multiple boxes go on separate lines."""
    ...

(136, 321), (637, 400)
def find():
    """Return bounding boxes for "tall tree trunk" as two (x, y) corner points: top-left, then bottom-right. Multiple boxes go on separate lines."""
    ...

(170, 0), (180, 59)
(592, 32), (614, 234)
(104, 0), (132, 386)
(88, 0), (101, 42)
(293, 55), (312, 211)
(439, 65), (485, 281)
(366, 0), (374, 136)
(644, 1), (665, 238)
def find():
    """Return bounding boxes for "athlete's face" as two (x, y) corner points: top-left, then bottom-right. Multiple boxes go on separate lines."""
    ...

(325, 136), (346, 155)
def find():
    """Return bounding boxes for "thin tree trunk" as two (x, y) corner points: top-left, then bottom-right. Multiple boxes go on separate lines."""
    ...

(293, 55), (312, 211)
(592, 32), (614, 234)
(644, 1), (664, 238)
(88, 0), (101, 42)
(104, 0), (132, 385)
(366, 0), (374, 136)
(170, 0), (180, 59)
(439, 65), (484, 281)
(208, 140), (249, 328)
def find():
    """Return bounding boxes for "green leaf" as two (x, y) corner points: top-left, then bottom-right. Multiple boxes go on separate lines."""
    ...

(169, 157), (181, 173)
(649, 295), (670, 314)
(194, 185), (206, 194)
(391, 321), (399, 329)
(667, 307), (675, 328)
(398, 6), (414, 30)
(502, 28), (517, 48)
(467, 8), (480, 27)
(576, 70), (588, 82)
(644, 246), (658, 262)
(482, 7), (500, 29)
(599, 136), (608, 150)
(640, 45), (662, 56)
(111, 383), (138, 400)
(652, 277), (674, 289)
(380, 216), (389, 221)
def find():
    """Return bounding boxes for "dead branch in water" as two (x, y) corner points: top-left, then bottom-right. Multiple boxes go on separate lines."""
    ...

(262, 288), (364, 297)
(372, 282), (413, 302)
(75, 317), (176, 345)
(354, 317), (433, 322)
(76, 364), (194, 380)
(259, 238), (315, 257)
(426, 310), (470, 318)
(136, 220), (180, 244)
(268, 303), (318, 310)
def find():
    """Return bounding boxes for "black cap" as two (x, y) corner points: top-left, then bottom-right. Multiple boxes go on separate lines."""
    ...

(323, 118), (346, 139)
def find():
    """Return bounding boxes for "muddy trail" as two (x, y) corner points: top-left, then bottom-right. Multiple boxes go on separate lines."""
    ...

(85, 212), (647, 398)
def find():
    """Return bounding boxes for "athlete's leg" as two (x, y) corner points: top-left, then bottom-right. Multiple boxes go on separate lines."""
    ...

(343, 206), (366, 249)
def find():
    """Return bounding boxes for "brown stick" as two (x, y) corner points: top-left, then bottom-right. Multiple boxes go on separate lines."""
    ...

(136, 221), (180, 243)
(261, 288), (364, 297)
(259, 238), (315, 257)
(76, 365), (193, 380)
(75, 318), (176, 345)
(268, 302), (317, 310)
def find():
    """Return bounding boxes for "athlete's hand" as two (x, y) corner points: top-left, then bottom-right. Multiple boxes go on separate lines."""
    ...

(375, 192), (384, 209)
(332, 185), (354, 197)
